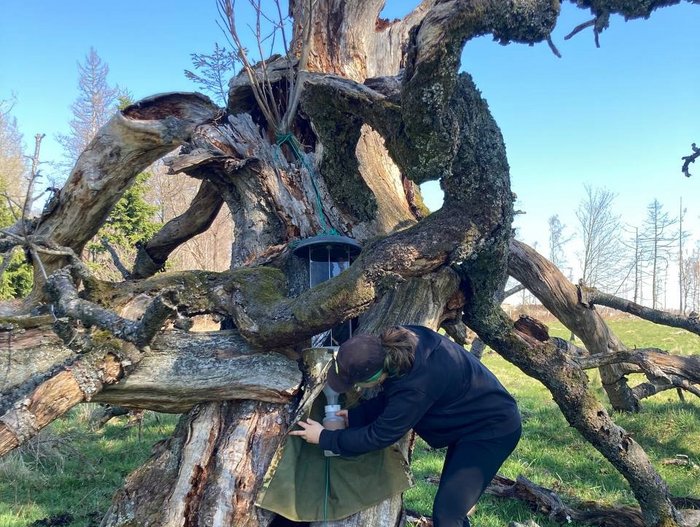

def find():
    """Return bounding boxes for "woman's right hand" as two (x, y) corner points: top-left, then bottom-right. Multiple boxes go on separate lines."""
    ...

(336, 409), (349, 427)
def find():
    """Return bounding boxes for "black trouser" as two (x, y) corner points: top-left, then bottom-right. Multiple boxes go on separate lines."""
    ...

(432, 426), (522, 527)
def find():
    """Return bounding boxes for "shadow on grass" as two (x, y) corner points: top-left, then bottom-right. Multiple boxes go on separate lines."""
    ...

(0, 408), (179, 527)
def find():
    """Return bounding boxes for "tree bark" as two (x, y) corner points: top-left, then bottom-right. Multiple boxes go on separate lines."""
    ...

(579, 285), (700, 337)
(0, 338), (137, 457)
(0, 94), (220, 298)
(132, 180), (224, 279)
(0, 315), (72, 404)
(0, 266), (183, 455)
(100, 401), (288, 527)
(574, 347), (700, 395)
(93, 330), (301, 413)
(463, 290), (683, 526)
(1, 323), (301, 411)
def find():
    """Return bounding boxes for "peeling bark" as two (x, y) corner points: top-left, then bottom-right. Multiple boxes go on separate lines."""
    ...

(101, 400), (288, 527)
(292, 0), (402, 81)
(0, 339), (138, 457)
(0, 267), (180, 455)
(2, 323), (300, 414)
(2, 2), (697, 527)
(0, 315), (71, 399)
(94, 331), (301, 413)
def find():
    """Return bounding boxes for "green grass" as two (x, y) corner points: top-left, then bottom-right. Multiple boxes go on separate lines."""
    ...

(1, 316), (699, 526)
(0, 407), (178, 527)
(405, 316), (700, 526)
(550, 316), (700, 357)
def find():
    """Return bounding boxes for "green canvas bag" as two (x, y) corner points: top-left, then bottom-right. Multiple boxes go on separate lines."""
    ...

(256, 351), (413, 522)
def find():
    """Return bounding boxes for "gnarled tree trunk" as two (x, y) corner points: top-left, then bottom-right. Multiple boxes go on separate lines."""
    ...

(103, 3), (434, 524)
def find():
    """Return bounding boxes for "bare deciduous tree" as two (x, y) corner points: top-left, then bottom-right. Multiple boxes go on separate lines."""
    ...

(548, 214), (573, 270)
(640, 199), (681, 309)
(678, 197), (689, 313)
(629, 225), (646, 304)
(682, 244), (700, 314)
(0, 98), (27, 205)
(576, 185), (625, 291)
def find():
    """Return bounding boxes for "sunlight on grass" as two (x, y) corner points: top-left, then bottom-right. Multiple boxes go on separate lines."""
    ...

(0, 409), (178, 527)
(404, 315), (700, 525)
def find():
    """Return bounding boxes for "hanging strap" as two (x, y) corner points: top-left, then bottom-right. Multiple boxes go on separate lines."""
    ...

(324, 456), (331, 525)
(276, 132), (339, 237)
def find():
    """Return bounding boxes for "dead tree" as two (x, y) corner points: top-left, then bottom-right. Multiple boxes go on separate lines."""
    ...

(1, 2), (699, 527)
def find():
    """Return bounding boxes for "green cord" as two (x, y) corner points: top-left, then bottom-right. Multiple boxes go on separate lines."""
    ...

(277, 130), (341, 523)
(324, 456), (330, 524)
(275, 132), (339, 237)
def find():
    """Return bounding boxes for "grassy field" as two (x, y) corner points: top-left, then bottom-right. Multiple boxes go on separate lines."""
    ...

(407, 316), (700, 526)
(1, 316), (699, 526)
(0, 408), (179, 527)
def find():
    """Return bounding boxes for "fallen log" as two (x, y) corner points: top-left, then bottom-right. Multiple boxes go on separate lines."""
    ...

(93, 330), (302, 412)
(0, 338), (139, 457)
(578, 286), (700, 337)
(508, 240), (639, 412)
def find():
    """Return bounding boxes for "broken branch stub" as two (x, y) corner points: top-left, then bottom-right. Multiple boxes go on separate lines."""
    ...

(0, 340), (138, 457)
(27, 93), (219, 282)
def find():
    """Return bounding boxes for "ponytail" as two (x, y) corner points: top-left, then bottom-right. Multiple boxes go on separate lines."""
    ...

(380, 326), (418, 377)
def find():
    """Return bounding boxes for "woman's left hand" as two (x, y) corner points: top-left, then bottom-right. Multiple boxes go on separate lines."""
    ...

(289, 418), (324, 444)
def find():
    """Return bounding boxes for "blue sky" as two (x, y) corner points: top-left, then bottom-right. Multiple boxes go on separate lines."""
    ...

(1, 1), (699, 288)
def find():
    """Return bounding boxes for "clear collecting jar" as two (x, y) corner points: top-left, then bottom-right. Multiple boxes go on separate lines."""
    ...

(322, 404), (345, 457)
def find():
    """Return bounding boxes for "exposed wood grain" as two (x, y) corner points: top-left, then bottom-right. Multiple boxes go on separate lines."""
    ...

(9, 93), (219, 294)
(0, 348), (130, 456)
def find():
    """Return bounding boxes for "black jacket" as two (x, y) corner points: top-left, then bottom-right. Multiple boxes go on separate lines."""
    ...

(318, 325), (521, 457)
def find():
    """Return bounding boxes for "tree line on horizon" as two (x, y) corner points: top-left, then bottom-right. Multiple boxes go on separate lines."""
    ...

(541, 187), (700, 315)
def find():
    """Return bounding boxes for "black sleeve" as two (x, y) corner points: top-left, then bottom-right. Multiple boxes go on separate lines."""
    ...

(319, 386), (432, 456)
(347, 391), (387, 427)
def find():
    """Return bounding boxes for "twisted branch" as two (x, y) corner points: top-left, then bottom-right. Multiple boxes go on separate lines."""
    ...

(578, 284), (700, 337)
(46, 268), (178, 348)
(682, 143), (698, 177)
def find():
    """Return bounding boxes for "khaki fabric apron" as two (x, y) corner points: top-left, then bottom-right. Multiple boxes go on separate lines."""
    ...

(256, 388), (413, 522)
